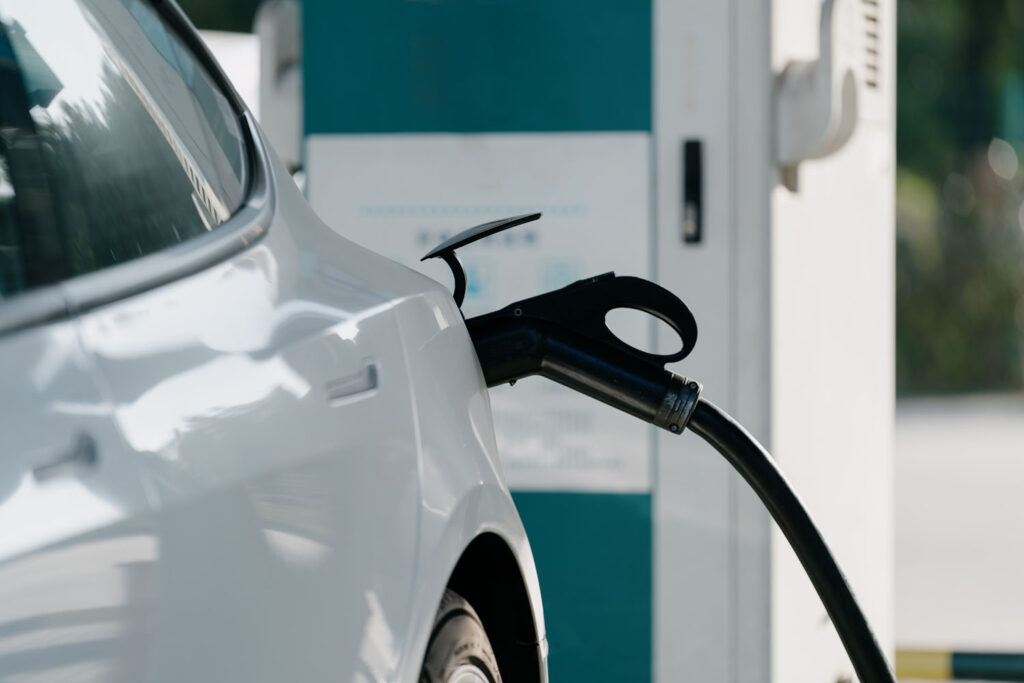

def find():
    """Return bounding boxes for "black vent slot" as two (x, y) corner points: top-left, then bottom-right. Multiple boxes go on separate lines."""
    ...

(863, 0), (880, 89)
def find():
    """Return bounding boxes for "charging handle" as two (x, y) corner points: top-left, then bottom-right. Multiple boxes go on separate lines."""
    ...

(466, 272), (702, 433)
(474, 272), (697, 366)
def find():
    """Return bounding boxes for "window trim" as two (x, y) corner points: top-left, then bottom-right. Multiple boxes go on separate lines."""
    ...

(0, 0), (274, 337)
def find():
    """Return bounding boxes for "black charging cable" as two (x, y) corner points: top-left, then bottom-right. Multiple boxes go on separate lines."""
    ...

(688, 398), (896, 683)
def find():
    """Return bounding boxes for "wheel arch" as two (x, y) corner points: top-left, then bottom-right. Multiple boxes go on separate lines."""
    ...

(447, 531), (544, 683)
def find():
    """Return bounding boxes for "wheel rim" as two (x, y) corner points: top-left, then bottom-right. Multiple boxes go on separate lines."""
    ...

(447, 664), (491, 683)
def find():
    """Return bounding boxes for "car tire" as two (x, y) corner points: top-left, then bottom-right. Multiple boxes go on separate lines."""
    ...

(419, 589), (503, 683)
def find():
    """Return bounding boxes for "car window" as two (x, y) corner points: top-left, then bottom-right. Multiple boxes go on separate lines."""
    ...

(0, 151), (26, 297)
(0, 0), (247, 299)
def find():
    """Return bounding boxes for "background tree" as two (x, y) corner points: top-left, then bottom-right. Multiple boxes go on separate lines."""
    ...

(897, 0), (1024, 394)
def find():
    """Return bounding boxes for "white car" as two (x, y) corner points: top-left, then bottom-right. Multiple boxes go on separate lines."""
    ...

(0, 1), (546, 681)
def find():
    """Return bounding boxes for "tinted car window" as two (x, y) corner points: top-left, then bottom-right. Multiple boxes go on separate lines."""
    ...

(0, 152), (25, 297)
(0, 0), (246, 299)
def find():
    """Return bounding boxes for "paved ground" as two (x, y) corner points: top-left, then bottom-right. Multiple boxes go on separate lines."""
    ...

(896, 395), (1024, 650)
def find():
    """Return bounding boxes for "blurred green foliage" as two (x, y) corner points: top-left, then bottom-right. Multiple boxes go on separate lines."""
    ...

(897, 0), (1024, 394)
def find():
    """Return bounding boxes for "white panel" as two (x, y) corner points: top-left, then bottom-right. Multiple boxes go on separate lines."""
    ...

(771, 2), (895, 682)
(654, 0), (770, 680)
(307, 133), (653, 492)
(732, 1), (775, 681)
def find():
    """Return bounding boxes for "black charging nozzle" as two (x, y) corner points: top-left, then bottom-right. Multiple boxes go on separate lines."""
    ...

(423, 213), (703, 434)
(467, 272), (703, 433)
(427, 214), (896, 683)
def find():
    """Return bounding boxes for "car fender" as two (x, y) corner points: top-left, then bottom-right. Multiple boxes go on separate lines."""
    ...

(389, 285), (547, 682)
(395, 482), (547, 683)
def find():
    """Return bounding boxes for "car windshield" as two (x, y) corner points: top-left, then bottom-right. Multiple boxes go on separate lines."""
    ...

(0, 0), (246, 299)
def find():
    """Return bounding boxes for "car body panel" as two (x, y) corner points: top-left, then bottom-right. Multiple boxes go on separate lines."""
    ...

(387, 283), (548, 683)
(0, 3), (546, 679)
(72, 148), (421, 680)
(0, 318), (157, 679)
(0, 142), (546, 681)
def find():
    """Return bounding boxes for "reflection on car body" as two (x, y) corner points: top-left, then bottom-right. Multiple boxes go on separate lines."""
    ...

(0, 1), (546, 681)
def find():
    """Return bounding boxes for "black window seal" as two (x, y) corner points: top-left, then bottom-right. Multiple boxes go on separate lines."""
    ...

(0, 0), (275, 338)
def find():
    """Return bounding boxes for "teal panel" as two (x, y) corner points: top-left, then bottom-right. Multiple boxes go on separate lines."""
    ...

(512, 491), (651, 683)
(953, 652), (1024, 681)
(303, 0), (651, 134)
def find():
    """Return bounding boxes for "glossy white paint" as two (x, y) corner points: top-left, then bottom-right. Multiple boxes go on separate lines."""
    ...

(0, 320), (155, 680)
(0, 30), (545, 683)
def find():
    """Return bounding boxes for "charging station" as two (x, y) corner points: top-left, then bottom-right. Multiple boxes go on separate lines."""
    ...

(256, 0), (895, 680)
